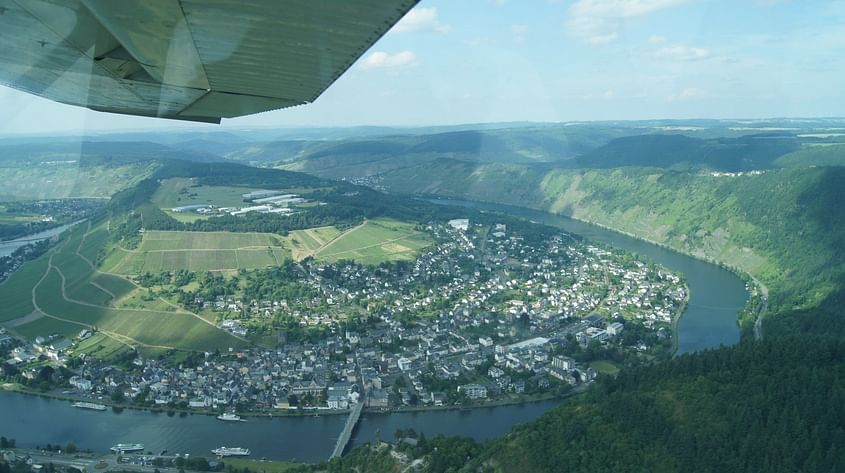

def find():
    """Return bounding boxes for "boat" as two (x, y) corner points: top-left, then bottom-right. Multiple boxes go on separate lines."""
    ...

(216, 412), (243, 422)
(110, 443), (145, 454)
(211, 447), (250, 457)
(72, 401), (107, 411)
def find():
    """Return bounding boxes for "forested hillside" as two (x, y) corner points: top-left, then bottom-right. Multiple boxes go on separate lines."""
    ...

(576, 133), (799, 171)
(0, 140), (225, 201)
(481, 338), (845, 473)
(271, 126), (643, 178)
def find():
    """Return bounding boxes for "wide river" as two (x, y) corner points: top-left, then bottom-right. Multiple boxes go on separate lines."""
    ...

(0, 200), (747, 462)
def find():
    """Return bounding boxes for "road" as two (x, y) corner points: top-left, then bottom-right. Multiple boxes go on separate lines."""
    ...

(751, 277), (769, 341)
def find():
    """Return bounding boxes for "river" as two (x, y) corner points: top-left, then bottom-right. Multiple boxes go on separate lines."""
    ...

(0, 200), (747, 462)
(0, 222), (81, 258)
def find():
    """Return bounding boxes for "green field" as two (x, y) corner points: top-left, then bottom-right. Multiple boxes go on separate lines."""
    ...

(589, 360), (621, 376)
(151, 178), (262, 209)
(0, 213), (42, 224)
(104, 230), (290, 274)
(0, 222), (246, 351)
(104, 220), (429, 273)
(315, 219), (432, 265)
(287, 226), (342, 259)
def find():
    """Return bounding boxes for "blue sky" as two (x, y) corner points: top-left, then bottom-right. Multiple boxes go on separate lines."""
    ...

(2, 0), (845, 134)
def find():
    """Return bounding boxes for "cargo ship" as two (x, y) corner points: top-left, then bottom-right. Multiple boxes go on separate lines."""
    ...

(110, 443), (145, 454)
(216, 412), (243, 422)
(211, 447), (250, 457)
(72, 401), (107, 411)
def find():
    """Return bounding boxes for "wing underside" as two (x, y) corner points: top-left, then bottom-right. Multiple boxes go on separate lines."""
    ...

(0, 0), (418, 123)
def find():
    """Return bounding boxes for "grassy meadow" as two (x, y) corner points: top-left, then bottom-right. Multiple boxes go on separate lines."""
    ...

(314, 219), (432, 265)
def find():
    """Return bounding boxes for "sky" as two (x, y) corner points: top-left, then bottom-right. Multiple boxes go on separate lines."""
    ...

(2, 0), (845, 134)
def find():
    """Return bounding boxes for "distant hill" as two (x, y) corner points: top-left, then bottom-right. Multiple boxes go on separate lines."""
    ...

(575, 133), (800, 171)
(0, 140), (229, 201)
(268, 126), (646, 178)
(0, 140), (226, 165)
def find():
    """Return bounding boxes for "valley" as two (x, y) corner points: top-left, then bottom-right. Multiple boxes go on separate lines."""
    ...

(0, 119), (843, 472)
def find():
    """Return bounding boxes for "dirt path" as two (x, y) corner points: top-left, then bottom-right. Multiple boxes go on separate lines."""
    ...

(294, 221), (368, 260)
(2, 310), (45, 328)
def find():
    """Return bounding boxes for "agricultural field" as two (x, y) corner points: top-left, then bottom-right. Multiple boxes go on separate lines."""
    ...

(0, 210), (42, 225)
(151, 178), (262, 209)
(103, 230), (290, 274)
(0, 221), (245, 352)
(287, 226), (342, 259)
(104, 220), (429, 274)
(315, 219), (433, 265)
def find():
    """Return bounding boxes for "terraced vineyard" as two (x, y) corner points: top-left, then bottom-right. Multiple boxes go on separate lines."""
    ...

(0, 221), (246, 352)
(102, 230), (290, 274)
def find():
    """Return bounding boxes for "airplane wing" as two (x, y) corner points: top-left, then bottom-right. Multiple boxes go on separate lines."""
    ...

(0, 0), (418, 123)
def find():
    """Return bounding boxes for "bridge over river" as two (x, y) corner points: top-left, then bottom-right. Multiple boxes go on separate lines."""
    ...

(331, 400), (364, 458)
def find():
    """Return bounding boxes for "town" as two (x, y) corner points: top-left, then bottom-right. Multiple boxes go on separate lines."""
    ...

(1, 218), (687, 416)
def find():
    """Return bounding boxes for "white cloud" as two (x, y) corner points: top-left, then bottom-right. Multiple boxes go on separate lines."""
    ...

(359, 51), (418, 70)
(468, 36), (497, 47)
(669, 87), (708, 101)
(392, 7), (449, 34)
(654, 44), (711, 61)
(511, 24), (528, 44)
(566, 0), (688, 44)
(571, 0), (688, 18)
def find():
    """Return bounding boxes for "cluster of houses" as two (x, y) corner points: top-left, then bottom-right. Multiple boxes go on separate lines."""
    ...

(206, 220), (684, 347)
(4, 332), (83, 368)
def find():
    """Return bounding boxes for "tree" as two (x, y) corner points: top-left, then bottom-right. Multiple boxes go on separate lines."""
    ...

(64, 442), (78, 454)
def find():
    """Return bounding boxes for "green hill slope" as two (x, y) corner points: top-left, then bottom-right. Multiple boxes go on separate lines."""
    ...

(576, 133), (799, 171)
(270, 125), (642, 178)
(480, 338), (845, 473)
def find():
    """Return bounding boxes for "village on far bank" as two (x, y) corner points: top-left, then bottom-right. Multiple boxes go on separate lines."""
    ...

(1, 216), (687, 415)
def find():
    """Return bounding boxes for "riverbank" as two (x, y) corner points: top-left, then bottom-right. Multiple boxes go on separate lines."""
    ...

(367, 386), (584, 416)
(0, 381), (580, 421)
(670, 282), (691, 355)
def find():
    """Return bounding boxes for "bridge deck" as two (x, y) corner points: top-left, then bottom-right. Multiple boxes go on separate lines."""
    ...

(331, 401), (364, 459)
